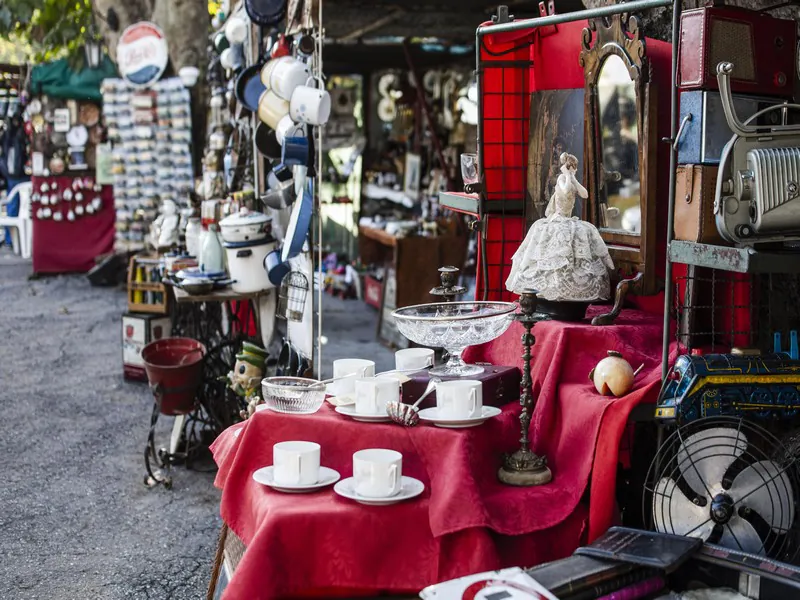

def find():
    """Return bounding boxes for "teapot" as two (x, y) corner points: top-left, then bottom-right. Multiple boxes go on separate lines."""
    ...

(588, 350), (644, 397)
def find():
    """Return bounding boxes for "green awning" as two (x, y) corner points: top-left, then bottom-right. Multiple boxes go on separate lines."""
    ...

(30, 56), (117, 102)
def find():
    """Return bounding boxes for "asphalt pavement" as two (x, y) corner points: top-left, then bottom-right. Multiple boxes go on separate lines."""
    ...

(0, 250), (392, 599)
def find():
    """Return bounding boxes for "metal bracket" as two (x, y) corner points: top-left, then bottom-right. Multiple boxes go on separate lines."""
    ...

(492, 5), (514, 24)
(468, 218), (484, 232)
(538, 1), (558, 37)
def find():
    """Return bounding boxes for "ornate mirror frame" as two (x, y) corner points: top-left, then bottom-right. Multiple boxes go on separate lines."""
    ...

(579, 10), (658, 296)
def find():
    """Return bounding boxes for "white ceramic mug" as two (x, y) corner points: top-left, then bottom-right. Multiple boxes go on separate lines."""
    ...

(436, 380), (483, 419)
(395, 348), (434, 371)
(275, 114), (308, 145)
(354, 377), (400, 415)
(353, 449), (402, 498)
(331, 358), (375, 395)
(269, 57), (312, 101)
(290, 77), (331, 126)
(260, 56), (290, 88)
(273, 441), (320, 486)
(258, 89), (290, 129)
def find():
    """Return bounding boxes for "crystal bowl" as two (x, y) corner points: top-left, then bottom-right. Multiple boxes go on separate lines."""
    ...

(392, 301), (516, 377)
(261, 377), (327, 414)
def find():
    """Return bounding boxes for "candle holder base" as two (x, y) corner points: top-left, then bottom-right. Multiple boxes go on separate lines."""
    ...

(498, 449), (552, 486)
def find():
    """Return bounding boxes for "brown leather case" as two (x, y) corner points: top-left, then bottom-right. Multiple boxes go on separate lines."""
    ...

(674, 164), (726, 245)
(401, 365), (520, 409)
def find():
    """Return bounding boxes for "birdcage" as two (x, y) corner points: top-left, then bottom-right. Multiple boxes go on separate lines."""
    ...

(277, 271), (309, 322)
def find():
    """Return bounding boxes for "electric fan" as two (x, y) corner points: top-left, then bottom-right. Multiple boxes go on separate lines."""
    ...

(644, 416), (800, 560)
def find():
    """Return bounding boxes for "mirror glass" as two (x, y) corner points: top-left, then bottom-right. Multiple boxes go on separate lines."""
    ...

(597, 54), (640, 234)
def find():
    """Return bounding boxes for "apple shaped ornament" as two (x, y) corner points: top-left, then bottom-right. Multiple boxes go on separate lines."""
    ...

(589, 351), (644, 397)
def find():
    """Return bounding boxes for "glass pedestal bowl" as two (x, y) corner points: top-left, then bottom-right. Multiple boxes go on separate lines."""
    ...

(392, 301), (517, 377)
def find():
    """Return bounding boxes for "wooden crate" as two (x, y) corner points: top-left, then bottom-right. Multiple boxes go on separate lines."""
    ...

(127, 255), (169, 314)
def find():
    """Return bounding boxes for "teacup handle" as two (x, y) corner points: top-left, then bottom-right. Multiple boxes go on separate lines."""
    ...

(304, 75), (324, 89)
(469, 389), (477, 417)
(388, 464), (399, 494)
(293, 454), (302, 484)
(426, 356), (434, 367)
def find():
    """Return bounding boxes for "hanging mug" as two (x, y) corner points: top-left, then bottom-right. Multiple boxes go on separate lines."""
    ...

(268, 57), (311, 102)
(275, 114), (307, 145)
(257, 88), (290, 129)
(281, 135), (309, 167)
(289, 76), (331, 126)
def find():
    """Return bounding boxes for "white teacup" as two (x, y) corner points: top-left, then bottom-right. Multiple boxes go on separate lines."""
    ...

(353, 449), (402, 498)
(331, 358), (375, 396)
(273, 441), (320, 486)
(436, 380), (483, 419)
(257, 89), (290, 129)
(290, 77), (331, 126)
(354, 377), (400, 415)
(395, 348), (434, 371)
(269, 57), (312, 101)
(275, 114), (308, 145)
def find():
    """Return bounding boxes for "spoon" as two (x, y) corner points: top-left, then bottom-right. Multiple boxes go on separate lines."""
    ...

(386, 378), (440, 427)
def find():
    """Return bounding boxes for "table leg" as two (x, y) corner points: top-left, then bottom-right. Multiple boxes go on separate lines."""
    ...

(207, 523), (229, 600)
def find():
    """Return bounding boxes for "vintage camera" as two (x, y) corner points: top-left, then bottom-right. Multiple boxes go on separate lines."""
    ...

(715, 62), (800, 245)
(678, 6), (797, 97)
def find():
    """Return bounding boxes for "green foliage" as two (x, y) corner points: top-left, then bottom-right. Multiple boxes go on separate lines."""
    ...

(0, 0), (93, 63)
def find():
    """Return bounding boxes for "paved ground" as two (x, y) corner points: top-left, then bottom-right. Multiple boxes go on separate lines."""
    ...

(0, 250), (392, 599)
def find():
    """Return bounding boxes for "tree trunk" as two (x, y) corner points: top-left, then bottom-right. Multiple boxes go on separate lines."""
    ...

(92, 0), (209, 170)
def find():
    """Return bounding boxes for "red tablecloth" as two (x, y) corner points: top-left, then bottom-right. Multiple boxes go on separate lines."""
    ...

(464, 306), (675, 542)
(211, 403), (588, 600)
(31, 175), (114, 274)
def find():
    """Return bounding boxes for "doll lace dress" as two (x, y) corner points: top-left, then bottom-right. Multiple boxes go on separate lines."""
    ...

(506, 176), (614, 302)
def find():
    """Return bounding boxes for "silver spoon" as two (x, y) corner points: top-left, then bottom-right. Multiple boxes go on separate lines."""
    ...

(386, 377), (440, 427)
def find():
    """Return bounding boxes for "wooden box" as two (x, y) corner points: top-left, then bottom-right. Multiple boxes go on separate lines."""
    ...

(122, 312), (173, 381)
(127, 255), (169, 314)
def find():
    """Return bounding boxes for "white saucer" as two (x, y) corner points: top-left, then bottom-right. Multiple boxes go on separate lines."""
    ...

(334, 405), (392, 423)
(418, 406), (502, 428)
(333, 476), (424, 506)
(252, 466), (341, 493)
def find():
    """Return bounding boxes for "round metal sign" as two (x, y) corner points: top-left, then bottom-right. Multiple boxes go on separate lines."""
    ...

(117, 22), (169, 88)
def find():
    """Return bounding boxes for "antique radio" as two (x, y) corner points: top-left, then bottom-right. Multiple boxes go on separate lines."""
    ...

(676, 91), (796, 164)
(678, 6), (796, 97)
(715, 62), (800, 245)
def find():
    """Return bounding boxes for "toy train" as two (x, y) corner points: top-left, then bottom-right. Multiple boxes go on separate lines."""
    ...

(657, 333), (800, 424)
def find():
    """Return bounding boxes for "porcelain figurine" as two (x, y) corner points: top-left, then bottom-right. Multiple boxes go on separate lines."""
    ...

(505, 152), (614, 302)
(589, 350), (644, 397)
(149, 199), (181, 249)
(227, 342), (269, 418)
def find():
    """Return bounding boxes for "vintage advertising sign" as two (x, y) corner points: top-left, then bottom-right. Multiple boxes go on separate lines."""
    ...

(117, 22), (169, 88)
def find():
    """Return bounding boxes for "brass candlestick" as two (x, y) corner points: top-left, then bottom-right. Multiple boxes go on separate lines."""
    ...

(498, 289), (553, 486)
(429, 266), (467, 302)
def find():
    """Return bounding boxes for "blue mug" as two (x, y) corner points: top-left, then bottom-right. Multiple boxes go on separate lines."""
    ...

(281, 135), (309, 167)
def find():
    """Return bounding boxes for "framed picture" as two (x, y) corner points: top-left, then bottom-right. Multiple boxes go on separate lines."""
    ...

(53, 108), (71, 133)
(526, 89), (585, 222)
(403, 152), (421, 198)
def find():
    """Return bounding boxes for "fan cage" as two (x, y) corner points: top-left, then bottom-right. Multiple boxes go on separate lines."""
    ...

(277, 271), (309, 323)
(643, 417), (800, 562)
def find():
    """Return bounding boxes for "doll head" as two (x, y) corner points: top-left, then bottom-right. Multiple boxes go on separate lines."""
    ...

(559, 152), (579, 172)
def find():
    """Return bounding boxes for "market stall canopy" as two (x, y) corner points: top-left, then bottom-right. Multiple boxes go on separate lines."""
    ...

(30, 57), (117, 102)
(324, 0), (584, 43)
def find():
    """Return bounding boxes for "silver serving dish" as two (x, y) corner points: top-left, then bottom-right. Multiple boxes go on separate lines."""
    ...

(392, 301), (516, 377)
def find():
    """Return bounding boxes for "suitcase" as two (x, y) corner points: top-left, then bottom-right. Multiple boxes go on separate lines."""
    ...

(401, 365), (520, 410)
(676, 91), (796, 165)
(673, 164), (726, 245)
(678, 6), (796, 97)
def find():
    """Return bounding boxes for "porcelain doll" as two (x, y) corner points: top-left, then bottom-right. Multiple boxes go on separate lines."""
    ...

(505, 152), (614, 301)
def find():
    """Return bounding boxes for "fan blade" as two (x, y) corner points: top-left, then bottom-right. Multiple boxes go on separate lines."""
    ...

(676, 427), (748, 498)
(729, 460), (794, 534)
(653, 478), (714, 539)
(719, 516), (765, 555)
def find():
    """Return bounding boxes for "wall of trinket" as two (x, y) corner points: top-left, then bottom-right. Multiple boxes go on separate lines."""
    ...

(102, 77), (194, 253)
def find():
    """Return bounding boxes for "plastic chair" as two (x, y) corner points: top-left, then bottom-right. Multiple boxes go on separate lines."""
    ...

(0, 181), (32, 259)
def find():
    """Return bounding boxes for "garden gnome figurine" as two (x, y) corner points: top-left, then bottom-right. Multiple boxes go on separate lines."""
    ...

(505, 152), (614, 301)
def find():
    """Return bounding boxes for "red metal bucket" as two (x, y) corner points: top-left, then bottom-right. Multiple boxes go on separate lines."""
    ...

(141, 337), (206, 415)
